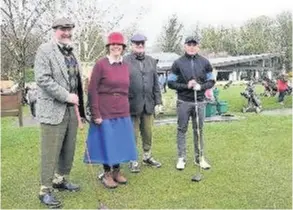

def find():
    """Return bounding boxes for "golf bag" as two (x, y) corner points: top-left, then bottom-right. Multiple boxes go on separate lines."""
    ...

(240, 81), (262, 113)
(260, 77), (277, 97)
(286, 85), (292, 95)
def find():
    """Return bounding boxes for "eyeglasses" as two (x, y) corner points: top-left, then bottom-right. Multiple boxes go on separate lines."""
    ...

(133, 41), (145, 46)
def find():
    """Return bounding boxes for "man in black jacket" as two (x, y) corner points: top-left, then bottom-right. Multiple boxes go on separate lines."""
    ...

(124, 34), (163, 173)
(168, 36), (215, 170)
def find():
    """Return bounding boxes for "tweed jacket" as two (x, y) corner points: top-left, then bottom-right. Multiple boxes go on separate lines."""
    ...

(124, 53), (162, 115)
(34, 40), (85, 125)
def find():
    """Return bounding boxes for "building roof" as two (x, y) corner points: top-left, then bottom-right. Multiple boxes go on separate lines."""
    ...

(149, 52), (282, 70)
(149, 52), (180, 70)
(210, 53), (281, 67)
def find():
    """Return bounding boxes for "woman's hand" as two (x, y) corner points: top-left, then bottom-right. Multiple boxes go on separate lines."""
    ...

(94, 118), (103, 125)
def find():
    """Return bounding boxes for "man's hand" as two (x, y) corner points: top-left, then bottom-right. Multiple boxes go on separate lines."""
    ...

(94, 118), (103, 125)
(193, 83), (201, 91)
(155, 104), (164, 115)
(67, 93), (79, 105)
(188, 80), (197, 89)
(81, 118), (88, 124)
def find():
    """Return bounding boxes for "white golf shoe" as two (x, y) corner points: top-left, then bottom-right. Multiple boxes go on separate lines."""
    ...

(199, 157), (211, 170)
(176, 158), (186, 170)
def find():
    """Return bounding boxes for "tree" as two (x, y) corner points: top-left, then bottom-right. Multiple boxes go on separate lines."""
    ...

(190, 10), (292, 64)
(1, 0), (57, 84)
(157, 14), (184, 54)
(1, 0), (148, 85)
(221, 27), (241, 56)
(274, 11), (292, 71)
(60, 0), (147, 61)
(238, 15), (275, 54)
(200, 26), (222, 53)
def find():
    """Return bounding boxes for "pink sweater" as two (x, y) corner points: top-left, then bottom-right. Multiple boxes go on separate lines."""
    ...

(277, 80), (288, 92)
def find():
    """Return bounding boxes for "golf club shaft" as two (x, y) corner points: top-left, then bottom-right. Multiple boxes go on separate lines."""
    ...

(194, 89), (202, 174)
(74, 105), (84, 129)
(83, 127), (105, 208)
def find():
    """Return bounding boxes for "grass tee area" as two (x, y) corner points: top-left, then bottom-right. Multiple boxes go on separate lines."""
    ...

(1, 85), (292, 209)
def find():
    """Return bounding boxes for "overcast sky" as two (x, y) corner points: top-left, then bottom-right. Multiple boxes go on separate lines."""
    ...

(114, 0), (292, 47)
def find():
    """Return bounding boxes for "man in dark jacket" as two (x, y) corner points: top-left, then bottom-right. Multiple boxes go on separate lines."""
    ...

(124, 34), (162, 173)
(168, 36), (215, 170)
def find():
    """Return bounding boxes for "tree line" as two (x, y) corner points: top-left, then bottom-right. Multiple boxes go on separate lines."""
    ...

(1, 0), (292, 85)
(158, 11), (292, 71)
(1, 0), (144, 84)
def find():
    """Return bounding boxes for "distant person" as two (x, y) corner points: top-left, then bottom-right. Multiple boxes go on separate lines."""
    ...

(158, 73), (167, 93)
(277, 73), (289, 105)
(27, 87), (37, 117)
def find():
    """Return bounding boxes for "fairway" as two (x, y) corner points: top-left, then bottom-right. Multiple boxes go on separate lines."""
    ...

(1, 86), (292, 209)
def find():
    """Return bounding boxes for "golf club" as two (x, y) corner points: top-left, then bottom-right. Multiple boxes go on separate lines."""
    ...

(191, 88), (203, 182)
(75, 106), (107, 209)
(84, 129), (108, 209)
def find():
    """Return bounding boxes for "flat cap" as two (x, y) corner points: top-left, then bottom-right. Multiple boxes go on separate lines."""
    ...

(52, 17), (75, 29)
(130, 33), (147, 42)
(185, 36), (199, 44)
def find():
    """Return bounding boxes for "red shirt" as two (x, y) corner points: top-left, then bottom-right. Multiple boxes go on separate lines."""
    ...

(88, 57), (130, 120)
(277, 79), (288, 92)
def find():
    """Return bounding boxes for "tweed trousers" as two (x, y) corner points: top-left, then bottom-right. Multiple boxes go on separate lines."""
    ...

(131, 113), (154, 155)
(40, 106), (78, 187)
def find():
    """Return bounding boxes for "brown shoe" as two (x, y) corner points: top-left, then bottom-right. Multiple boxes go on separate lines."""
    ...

(102, 172), (118, 188)
(112, 169), (127, 184)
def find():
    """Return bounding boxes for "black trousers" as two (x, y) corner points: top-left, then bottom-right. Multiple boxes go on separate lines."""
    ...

(278, 91), (286, 102)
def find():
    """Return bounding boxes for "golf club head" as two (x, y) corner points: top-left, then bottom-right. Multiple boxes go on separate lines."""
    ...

(98, 172), (104, 180)
(98, 202), (108, 210)
(191, 173), (202, 182)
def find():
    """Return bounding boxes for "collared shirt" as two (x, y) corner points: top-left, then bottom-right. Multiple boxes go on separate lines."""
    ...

(55, 40), (78, 94)
(107, 55), (123, 65)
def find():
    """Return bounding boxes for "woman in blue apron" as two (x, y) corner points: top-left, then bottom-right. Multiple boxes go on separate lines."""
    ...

(84, 32), (137, 189)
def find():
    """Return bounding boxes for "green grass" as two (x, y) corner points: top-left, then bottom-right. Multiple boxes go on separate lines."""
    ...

(1, 86), (292, 209)
(162, 84), (292, 116)
(219, 85), (292, 112)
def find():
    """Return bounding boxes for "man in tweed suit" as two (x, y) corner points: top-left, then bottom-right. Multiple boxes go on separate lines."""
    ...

(34, 17), (85, 208)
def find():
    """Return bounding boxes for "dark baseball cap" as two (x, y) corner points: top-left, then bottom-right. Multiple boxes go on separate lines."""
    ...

(130, 33), (147, 42)
(52, 17), (75, 29)
(184, 36), (199, 44)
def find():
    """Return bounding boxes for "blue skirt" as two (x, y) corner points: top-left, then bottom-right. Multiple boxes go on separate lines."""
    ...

(84, 117), (137, 165)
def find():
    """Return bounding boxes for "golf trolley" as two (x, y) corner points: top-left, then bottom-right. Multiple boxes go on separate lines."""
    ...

(241, 81), (262, 113)
(260, 77), (277, 97)
(223, 80), (232, 90)
(286, 85), (292, 95)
